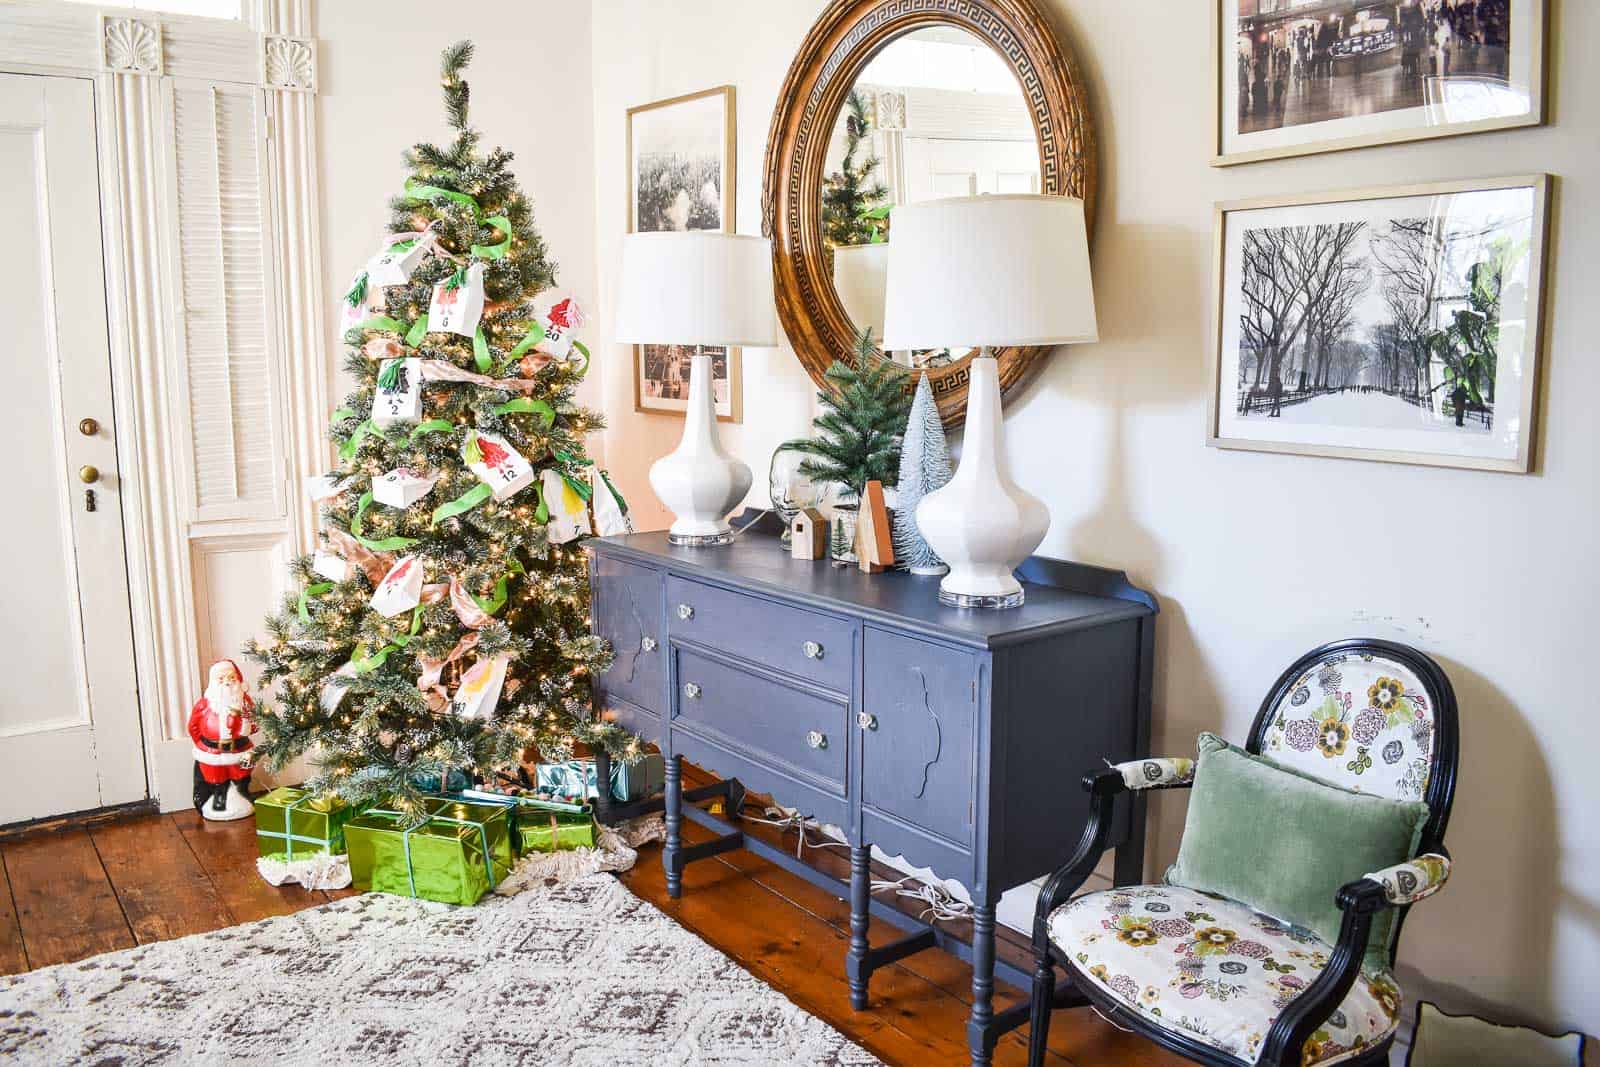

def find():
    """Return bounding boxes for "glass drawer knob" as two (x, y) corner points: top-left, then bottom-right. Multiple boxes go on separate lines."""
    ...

(806, 730), (827, 750)
(677, 604), (695, 620)
(683, 682), (701, 699)
(857, 712), (877, 731)
(640, 636), (657, 652)
(802, 641), (823, 660)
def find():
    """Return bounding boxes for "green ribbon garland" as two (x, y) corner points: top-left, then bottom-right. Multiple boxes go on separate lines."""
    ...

(533, 482), (549, 524)
(343, 272), (368, 309)
(472, 327), (492, 373)
(351, 490), (421, 551)
(494, 397), (556, 428)
(332, 406), (356, 422)
(351, 315), (411, 337)
(351, 604), (427, 675)
(431, 483), (492, 526)
(337, 419), (379, 462)
(409, 418), (454, 442)
(404, 314), (430, 348)
(569, 340), (591, 375)
(470, 216), (513, 260)
(404, 179), (479, 215)
(297, 581), (334, 624)
(508, 321), (545, 359)
(469, 564), (522, 616)
(462, 431), (483, 465)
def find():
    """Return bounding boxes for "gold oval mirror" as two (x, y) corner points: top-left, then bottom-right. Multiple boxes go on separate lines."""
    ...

(763, 0), (1095, 428)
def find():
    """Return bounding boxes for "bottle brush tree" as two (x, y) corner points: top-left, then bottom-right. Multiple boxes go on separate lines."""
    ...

(782, 327), (911, 504)
(246, 41), (639, 815)
(892, 373), (953, 574)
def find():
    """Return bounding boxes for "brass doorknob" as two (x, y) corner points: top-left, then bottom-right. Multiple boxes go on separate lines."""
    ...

(78, 418), (100, 436)
(78, 465), (100, 484)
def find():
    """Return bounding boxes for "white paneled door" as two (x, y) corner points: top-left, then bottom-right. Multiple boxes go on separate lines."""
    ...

(1, 74), (146, 824)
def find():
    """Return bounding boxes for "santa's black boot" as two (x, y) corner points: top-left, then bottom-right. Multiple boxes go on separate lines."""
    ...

(193, 764), (215, 812)
(211, 782), (229, 813)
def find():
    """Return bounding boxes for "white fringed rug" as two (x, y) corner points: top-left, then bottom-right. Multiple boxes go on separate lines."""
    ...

(0, 873), (881, 1066)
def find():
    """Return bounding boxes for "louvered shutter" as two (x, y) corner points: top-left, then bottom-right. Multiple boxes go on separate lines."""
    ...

(165, 78), (284, 522)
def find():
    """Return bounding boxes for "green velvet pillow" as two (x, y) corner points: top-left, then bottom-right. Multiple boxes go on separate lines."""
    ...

(1166, 733), (1428, 972)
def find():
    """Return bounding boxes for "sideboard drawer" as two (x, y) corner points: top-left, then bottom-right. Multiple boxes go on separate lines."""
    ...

(666, 575), (854, 693)
(673, 648), (848, 793)
(592, 556), (665, 714)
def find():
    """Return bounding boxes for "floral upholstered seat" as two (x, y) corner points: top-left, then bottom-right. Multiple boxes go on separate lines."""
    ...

(1049, 885), (1401, 1065)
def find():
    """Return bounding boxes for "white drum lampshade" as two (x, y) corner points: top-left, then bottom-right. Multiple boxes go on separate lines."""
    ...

(881, 195), (1098, 608)
(614, 232), (777, 546)
(831, 242), (889, 344)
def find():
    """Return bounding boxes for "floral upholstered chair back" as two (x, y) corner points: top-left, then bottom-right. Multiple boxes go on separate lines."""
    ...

(1255, 643), (1454, 805)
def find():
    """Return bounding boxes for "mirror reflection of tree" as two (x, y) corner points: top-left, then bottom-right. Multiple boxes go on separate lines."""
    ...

(821, 90), (889, 248)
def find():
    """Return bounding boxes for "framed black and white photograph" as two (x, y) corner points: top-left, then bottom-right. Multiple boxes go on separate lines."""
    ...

(1209, 175), (1550, 472)
(627, 85), (742, 422)
(1215, 1), (1545, 166)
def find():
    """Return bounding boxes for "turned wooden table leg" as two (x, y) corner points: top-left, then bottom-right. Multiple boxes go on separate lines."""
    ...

(847, 843), (870, 1010)
(663, 755), (682, 898)
(967, 903), (997, 1066)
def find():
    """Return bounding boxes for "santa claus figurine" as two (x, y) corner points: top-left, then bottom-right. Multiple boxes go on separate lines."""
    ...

(189, 659), (258, 820)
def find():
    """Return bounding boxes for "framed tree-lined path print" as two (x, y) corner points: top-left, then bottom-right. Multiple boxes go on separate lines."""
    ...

(1215, 0), (1546, 166)
(1208, 175), (1551, 473)
(627, 85), (743, 422)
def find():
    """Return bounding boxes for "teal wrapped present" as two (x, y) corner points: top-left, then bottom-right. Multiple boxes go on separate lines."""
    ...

(344, 797), (513, 906)
(254, 786), (358, 860)
(534, 754), (665, 803)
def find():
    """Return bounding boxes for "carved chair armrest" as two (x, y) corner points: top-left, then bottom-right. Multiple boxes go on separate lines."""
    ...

(1259, 848), (1453, 1066)
(1109, 756), (1195, 791)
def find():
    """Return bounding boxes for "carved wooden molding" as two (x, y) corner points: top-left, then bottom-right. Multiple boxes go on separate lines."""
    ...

(761, 0), (1096, 427)
(262, 32), (315, 91)
(100, 14), (162, 75)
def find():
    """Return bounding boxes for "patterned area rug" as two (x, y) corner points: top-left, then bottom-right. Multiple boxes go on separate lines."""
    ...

(0, 873), (882, 1065)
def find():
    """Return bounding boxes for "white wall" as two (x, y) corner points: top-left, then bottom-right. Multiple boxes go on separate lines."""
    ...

(317, 0), (601, 414)
(585, 0), (1600, 1038)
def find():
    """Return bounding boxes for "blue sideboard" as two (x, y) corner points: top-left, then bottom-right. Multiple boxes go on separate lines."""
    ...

(586, 516), (1156, 1066)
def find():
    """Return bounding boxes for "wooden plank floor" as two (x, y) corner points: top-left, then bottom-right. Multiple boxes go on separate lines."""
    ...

(0, 804), (1181, 1066)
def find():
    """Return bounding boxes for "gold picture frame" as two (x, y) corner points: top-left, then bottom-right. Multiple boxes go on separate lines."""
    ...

(1212, 0), (1546, 167)
(627, 85), (743, 423)
(1207, 174), (1552, 473)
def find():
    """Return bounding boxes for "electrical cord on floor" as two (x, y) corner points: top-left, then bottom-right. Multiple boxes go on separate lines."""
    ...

(738, 805), (974, 922)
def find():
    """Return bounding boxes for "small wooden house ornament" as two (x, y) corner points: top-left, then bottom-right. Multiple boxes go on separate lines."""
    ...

(855, 481), (895, 574)
(790, 508), (827, 560)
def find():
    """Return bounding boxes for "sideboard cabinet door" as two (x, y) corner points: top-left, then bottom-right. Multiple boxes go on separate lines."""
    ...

(591, 555), (665, 727)
(861, 627), (978, 864)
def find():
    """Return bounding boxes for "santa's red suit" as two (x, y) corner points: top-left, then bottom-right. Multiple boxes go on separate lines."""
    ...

(189, 659), (257, 785)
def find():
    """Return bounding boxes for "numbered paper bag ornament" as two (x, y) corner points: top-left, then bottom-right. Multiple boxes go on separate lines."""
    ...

(590, 467), (632, 537)
(428, 262), (486, 339)
(370, 555), (424, 617)
(304, 474), (350, 502)
(372, 467), (440, 509)
(339, 268), (387, 333)
(312, 549), (349, 583)
(372, 357), (423, 428)
(533, 293), (585, 360)
(450, 655), (509, 720)
(365, 229), (436, 287)
(540, 468), (592, 545)
(319, 661), (357, 714)
(466, 432), (536, 502)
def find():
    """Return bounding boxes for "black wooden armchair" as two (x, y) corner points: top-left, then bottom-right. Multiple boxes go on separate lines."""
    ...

(1026, 639), (1459, 1067)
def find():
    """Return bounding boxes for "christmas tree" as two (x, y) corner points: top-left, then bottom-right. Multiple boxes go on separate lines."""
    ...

(783, 327), (911, 503)
(821, 90), (889, 248)
(247, 42), (636, 816)
(892, 374), (952, 575)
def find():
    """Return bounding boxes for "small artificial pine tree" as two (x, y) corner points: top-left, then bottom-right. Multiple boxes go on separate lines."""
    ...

(892, 374), (953, 574)
(784, 328), (912, 503)
(820, 90), (889, 247)
(246, 42), (637, 815)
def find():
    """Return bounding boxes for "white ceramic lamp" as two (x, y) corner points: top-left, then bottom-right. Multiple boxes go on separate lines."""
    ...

(881, 195), (1097, 608)
(614, 232), (776, 546)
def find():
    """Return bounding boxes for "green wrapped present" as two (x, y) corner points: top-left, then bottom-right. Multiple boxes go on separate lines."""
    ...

(344, 797), (513, 905)
(514, 799), (597, 854)
(254, 786), (357, 860)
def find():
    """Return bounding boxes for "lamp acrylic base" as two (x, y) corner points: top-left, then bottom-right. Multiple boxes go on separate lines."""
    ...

(939, 588), (1025, 610)
(667, 530), (735, 547)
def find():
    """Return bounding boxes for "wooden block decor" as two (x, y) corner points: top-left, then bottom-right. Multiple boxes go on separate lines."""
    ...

(790, 508), (828, 560)
(855, 481), (894, 574)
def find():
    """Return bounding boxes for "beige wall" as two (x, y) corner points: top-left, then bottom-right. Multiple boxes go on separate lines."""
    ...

(587, 0), (1599, 1037)
(317, 0), (600, 413)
